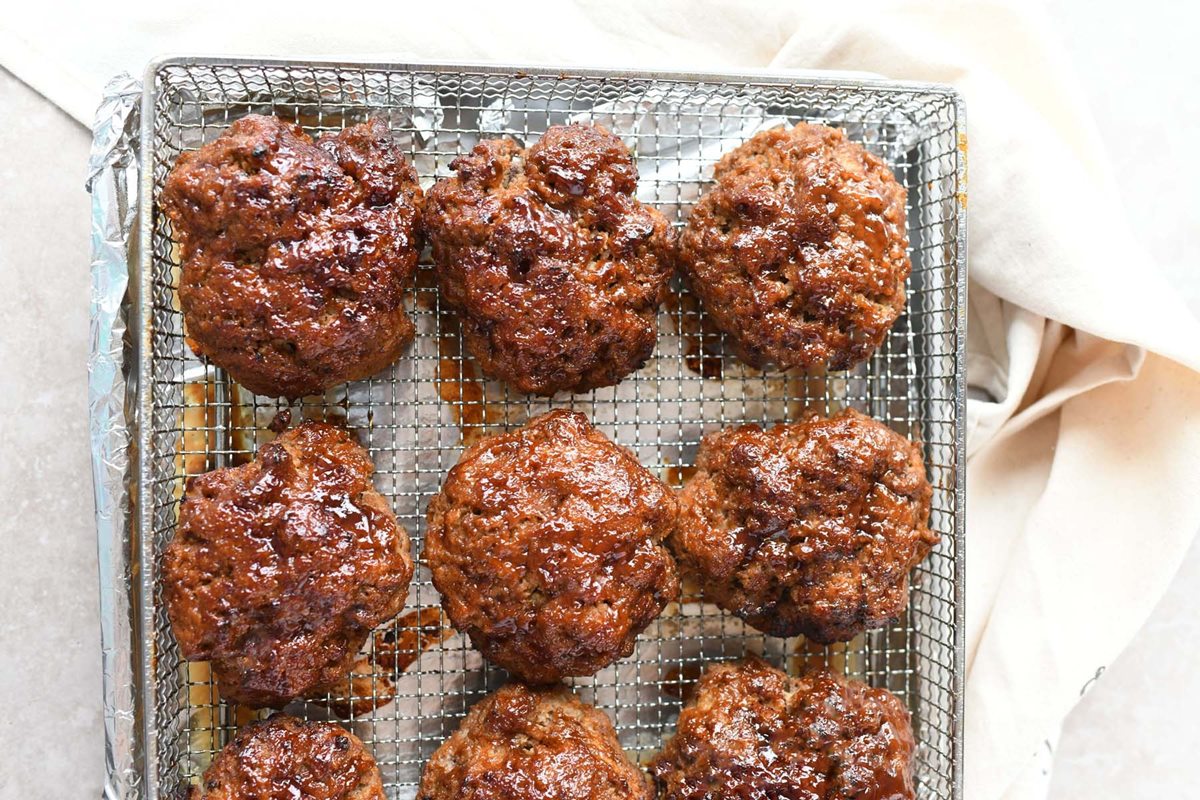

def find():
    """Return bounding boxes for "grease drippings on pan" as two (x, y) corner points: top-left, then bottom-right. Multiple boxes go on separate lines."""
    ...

(663, 462), (698, 488)
(413, 264), (439, 311)
(670, 291), (724, 381)
(658, 662), (705, 701)
(790, 635), (866, 677)
(322, 609), (453, 718)
(435, 315), (504, 446)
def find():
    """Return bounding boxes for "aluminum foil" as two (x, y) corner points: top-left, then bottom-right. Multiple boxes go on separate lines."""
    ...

(86, 72), (141, 800)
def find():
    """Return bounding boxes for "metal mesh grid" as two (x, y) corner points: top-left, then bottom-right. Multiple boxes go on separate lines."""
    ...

(140, 59), (964, 800)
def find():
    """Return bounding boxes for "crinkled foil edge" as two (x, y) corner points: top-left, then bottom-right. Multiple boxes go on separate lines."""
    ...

(86, 72), (143, 800)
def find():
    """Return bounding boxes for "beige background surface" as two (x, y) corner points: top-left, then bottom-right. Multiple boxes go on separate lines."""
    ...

(1041, 0), (1200, 794)
(0, 69), (98, 794)
(0, 1), (1196, 796)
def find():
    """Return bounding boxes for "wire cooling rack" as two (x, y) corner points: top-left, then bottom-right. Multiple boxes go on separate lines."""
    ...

(132, 58), (966, 800)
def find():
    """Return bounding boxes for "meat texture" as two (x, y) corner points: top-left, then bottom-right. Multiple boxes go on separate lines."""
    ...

(672, 409), (935, 643)
(651, 658), (916, 800)
(189, 715), (385, 800)
(161, 115), (423, 398)
(424, 123), (675, 395)
(425, 409), (679, 683)
(418, 683), (652, 800)
(162, 421), (414, 708)
(679, 123), (909, 371)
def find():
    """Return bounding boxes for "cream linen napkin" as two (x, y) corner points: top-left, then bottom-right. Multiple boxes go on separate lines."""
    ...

(14, 1), (1200, 797)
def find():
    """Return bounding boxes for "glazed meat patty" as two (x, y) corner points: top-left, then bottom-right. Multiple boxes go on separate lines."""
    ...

(162, 422), (414, 708)
(679, 123), (910, 371)
(160, 115), (423, 398)
(672, 409), (935, 643)
(423, 123), (675, 395)
(651, 657), (916, 800)
(189, 715), (385, 800)
(418, 683), (652, 800)
(425, 410), (679, 683)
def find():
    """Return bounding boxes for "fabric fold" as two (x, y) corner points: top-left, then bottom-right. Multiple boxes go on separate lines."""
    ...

(9, 2), (1199, 798)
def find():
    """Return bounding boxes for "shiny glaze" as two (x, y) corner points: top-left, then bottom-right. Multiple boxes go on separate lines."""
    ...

(190, 714), (385, 800)
(160, 115), (423, 398)
(417, 683), (652, 800)
(425, 410), (679, 683)
(267, 408), (292, 434)
(423, 124), (675, 396)
(671, 409), (936, 643)
(162, 422), (414, 708)
(652, 658), (916, 800)
(679, 123), (909, 372)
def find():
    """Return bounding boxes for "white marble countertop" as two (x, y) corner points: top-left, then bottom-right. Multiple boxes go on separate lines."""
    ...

(0, 3), (1196, 796)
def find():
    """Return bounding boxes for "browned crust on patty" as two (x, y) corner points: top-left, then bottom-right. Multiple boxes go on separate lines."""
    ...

(423, 124), (675, 395)
(189, 715), (385, 800)
(651, 658), (916, 800)
(162, 422), (414, 708)
(425, 410), (679, 683)
(418, 683), (653, 800)
(160, 114), (423, 398)
(671, 409), (935, 643)
(679, 123), (909, 371)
